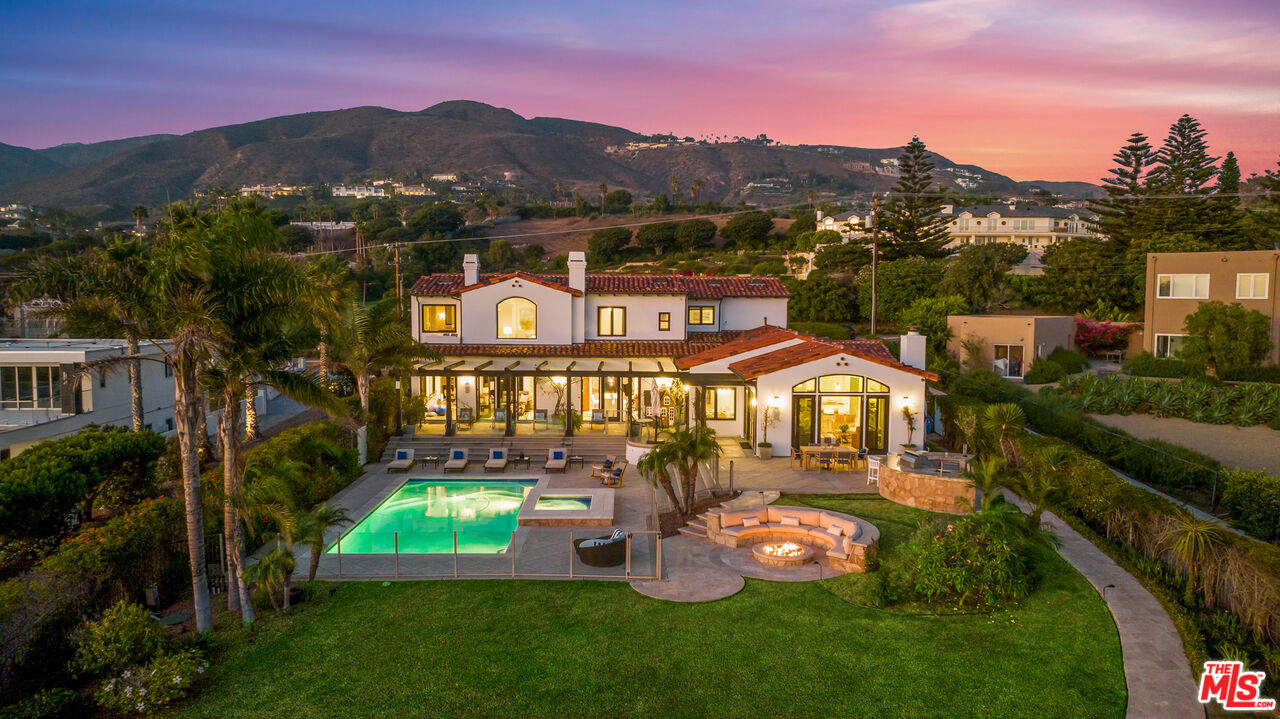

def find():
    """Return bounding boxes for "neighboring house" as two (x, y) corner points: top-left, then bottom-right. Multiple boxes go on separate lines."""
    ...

(942, 203), (1097, 252)
(0, 339), (175, 457)
(1143, 250), (1280, 362)
(815, 209), (865, 238)
(332, 185), (386, 198)
(945, 315), (1078, 380)
(406, 252), (934, 454)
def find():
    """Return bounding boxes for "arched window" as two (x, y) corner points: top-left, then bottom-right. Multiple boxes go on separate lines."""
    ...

(497, 297), (536, 339)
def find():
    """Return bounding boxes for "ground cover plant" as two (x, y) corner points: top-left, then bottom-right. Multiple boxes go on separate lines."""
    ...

(169, 494), (1125, 719)
(1059, 373), (1280, 430)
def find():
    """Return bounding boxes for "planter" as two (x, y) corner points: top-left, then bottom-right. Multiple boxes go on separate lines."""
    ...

(756, 444), (773, 459)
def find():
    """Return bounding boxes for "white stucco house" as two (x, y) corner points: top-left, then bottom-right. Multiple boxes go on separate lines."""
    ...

(406, 252), (935, 456)
(0, 339), (177, 457)
(815, 209), (865, 238)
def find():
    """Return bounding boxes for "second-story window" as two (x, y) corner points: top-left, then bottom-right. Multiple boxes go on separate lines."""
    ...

(598, 307), (626, 336)
(1237, 273), (1269, 300)
(658, 312), (670, 331)
(1156, 274), (1208, 299)
(497, 297), (537, 339)
(688, 306), (715, 326)
(422, 304), (456, 333)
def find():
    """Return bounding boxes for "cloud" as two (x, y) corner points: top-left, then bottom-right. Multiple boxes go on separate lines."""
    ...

(873, 0), (1013, 49)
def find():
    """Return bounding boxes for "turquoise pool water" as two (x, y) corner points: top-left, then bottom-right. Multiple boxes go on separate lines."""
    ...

(328, 479), (537, 554)
(534, 495), (592, 511)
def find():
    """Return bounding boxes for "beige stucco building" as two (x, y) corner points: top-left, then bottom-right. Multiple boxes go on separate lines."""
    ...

(1143, 250), (1280, 362)
(946, 315), (1078, 379)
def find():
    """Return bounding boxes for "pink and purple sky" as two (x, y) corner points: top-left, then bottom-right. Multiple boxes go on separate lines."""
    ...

(1, 0), (1277, 182)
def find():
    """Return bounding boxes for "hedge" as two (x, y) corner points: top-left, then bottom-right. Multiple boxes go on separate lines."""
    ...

(943, 370), (1223, 505)
(1047, 347), (1089, 375)
(1221, 365), (1280, 384)
(1023, 359), (1064, 384)
(1220, 469), (1280, 542)
(1122, 352), (1205, 379)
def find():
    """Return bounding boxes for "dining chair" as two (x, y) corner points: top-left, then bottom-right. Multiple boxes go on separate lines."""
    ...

(832, 450), (852, 473)
(817, 450), (835, 471)
(790, 447), (805, 470)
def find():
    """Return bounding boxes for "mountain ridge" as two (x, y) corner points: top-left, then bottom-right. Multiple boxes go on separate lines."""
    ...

(0, 100), (1101, 209)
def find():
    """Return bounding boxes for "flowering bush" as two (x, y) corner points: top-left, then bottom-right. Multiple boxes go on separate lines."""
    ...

(910, 514), (1033, 607)
(76, 601), (163, 676)
(1073, 318), (1135, 356)
(94, 649), (206, 716)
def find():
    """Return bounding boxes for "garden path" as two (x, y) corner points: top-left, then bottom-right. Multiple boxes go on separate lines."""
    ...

(1003, 491), (1203, 719)
(1089, 412), (1280, 475)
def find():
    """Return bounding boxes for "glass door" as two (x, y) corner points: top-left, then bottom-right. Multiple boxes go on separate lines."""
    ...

(602, 376), (620, 420)
(792, 395), (815, 449)
(865, 396), (888, 452)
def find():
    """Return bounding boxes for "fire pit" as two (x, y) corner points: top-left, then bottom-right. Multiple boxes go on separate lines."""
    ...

(752, 541), (815, 567)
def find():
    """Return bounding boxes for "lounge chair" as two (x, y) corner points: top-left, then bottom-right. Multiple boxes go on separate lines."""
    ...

(387, 448), (415, 472)
(443, 448), (469, 473)
(602, 461), (627, 487)
(544, 447), (568, 472)
(588, 409), (606, 431)
(484, 448), (509, 473)
(573, 528), (627, 567)
(590, 455), (616, 481)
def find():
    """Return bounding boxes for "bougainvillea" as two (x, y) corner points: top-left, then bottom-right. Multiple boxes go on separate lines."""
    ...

(1074, 318), (1135, 356)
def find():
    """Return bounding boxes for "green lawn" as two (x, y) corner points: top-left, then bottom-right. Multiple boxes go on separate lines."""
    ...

(176, 496), (1126, 719)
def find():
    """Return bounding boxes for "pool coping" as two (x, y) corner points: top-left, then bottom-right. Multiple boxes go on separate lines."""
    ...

(327, 476), (548, 556)
(517, 487), (616, 527)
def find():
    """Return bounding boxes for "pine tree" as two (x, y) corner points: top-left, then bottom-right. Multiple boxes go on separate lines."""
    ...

(1146, 114), (1219, 240)
(1092, 131), (1153, 250)
(1246, 156), (1280, 249)
(878, 137), (951, 259)
(1209, 151), (1248, 248)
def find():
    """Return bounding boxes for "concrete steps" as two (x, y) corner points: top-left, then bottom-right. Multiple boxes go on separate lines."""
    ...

(677, 525), (707, 539)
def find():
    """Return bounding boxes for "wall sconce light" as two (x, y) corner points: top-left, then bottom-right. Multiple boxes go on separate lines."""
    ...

(458, 375), (474, 392)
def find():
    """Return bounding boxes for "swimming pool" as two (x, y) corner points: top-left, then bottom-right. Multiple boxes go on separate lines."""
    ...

(328, 479), (537, 554)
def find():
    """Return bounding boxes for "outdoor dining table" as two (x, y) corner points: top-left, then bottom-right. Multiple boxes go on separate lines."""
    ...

(799, 445), (861, 470)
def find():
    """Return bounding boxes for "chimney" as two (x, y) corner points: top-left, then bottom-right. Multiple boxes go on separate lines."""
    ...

(815, 210), (824, 222)
(899, 328), (927, 370)
(463, 254), (480, 286)
(568, 251), (587, 293)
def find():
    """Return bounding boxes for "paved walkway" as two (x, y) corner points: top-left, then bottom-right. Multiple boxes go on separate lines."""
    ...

(1003, 491), (1203, 719)
(1090, 412), (1280, 475)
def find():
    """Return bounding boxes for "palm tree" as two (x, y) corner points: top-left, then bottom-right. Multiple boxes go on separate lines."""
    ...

(637, 442), (684, 515)
(669, 176), (680, 204)
(692, 178), (705, 204)
(657, 426), (722, 517)
(18, 238), (158, 431)
(306, 255), (355, 391)
(245, 546), (294, 613)
(299, 502), (351, 581)
(1163, 511), (1227, 605)
(328, 296), (436, 464)
(240, 458), (305, 611)
(599, 184), (608, 216)
(982, 403), (1026, 466)
(964, 456), (1007, 512)
(131, 205), (148, 234)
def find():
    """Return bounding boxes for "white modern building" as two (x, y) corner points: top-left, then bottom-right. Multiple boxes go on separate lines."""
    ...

(942, 203), (1098, 251)
(0, 339), (175, 457)
(332, 185), (386, 199)
(406, 252), (934, 455)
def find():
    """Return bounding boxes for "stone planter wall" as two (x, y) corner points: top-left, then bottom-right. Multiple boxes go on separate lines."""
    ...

(878, 463), (974, 515)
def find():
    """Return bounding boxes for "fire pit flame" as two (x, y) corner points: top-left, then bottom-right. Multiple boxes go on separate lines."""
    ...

(761, 541), (805, 558)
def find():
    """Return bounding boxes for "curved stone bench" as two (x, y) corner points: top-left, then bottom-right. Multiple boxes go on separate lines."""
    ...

(704, 505), (880, 573)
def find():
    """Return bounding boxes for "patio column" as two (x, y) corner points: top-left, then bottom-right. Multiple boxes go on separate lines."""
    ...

(444, 375), (455, 436)
(695, 386), (707, 428)
(564, 377), (575, 437)
(505, 375), (515, 436)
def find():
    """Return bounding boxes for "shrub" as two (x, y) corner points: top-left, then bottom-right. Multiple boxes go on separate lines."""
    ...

(898, 295), (968, 353)
(910, 514), (1033, 607)
(1023, 359), (1065, 384)
(789, 322), (851, 340)
(1181, 300), (1273, 376)
(75, 602), (163, 677)
(1122, 352), (1204, 379)
(94, 649), (206, 716)
(1047, 347), (1089, 374)
(1073, 318), (1135, 356)
(0, 688), (85, 719)
(1220, 470), (1280, 542)
(1221, 365), (1280, 384)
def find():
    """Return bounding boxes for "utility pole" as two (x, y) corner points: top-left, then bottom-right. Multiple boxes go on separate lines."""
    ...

(870, 194), (880, 337)
(394, 242), (403, 313)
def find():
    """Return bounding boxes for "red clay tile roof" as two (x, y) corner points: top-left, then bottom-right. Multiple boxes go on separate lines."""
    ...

(426, 332), (743, 359)
(727, 336), (938, 381)
(673, 325), (806, 369)
(410, 273), (789, 299)
(455, 272), (583, 296)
